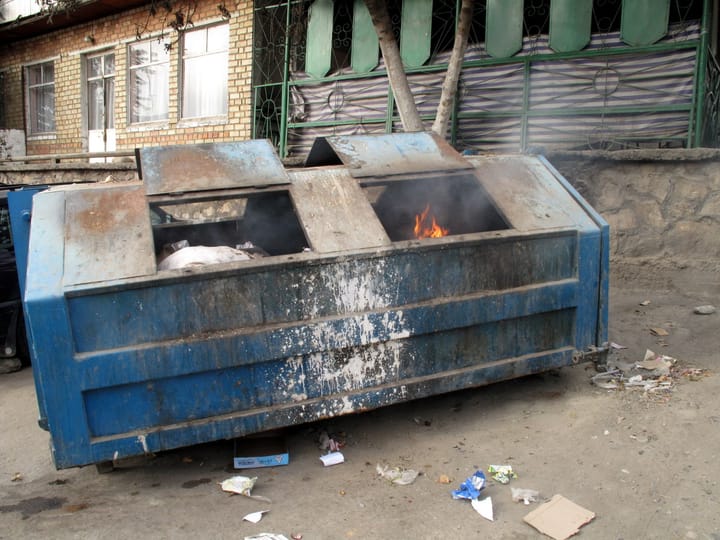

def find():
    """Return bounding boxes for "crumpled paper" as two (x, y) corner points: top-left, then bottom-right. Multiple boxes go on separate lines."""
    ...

(488, 464), (518, 484)
(220, 475), (272, 503)
(376, 464), (419, 485)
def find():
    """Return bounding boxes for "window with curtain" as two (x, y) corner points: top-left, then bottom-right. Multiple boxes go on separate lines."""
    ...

(182, 24), (229, 119)
(128, 39), (170, 124)
(26, 61), (55, 134)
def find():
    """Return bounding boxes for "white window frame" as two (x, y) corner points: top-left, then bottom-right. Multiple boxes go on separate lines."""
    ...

(127, 37), (170, 125)
(25, 60), (56, 136)
(181, 23), (229, 121)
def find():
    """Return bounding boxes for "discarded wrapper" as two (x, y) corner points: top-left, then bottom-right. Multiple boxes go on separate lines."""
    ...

(511, 487), (541, 505)
(244, 535), (289, 540)
(376, 464), (419, 485)
(471, 496), (494, 521)
(221, 475), (257, 496)
(220, 475), (272, 503)
(488, 464), (517, 484)
(243, 510), (269, 524)
(451, 470), (486, 500)
(319, 451), (344, 466)
(523, 494), (595, 540)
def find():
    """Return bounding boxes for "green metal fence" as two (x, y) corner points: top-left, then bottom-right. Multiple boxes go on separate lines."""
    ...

(252, 0), (716, 157)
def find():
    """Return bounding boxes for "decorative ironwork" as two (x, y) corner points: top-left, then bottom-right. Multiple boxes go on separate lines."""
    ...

(252, 0), (712, 157)
(701, 48), (720, 146)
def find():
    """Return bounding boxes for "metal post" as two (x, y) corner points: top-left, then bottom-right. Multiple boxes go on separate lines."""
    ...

(279, 0), (292, 157)
(521, 58), (531, 151)
(692, 0), (712, 147)
(385, 86), (395, 133)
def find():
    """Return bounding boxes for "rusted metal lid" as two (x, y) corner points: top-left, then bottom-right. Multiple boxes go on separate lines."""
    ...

(138, 140), (290, 195)
(306, 132), (472, 177)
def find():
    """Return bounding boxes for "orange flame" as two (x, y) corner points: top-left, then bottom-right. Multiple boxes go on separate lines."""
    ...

(414, 204), (449, 239)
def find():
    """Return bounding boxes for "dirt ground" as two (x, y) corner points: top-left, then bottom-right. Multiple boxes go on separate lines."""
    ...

(0, 259), (718, 540)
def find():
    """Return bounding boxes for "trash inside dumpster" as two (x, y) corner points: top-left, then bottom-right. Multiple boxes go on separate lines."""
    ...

(21, 133), (608, 469)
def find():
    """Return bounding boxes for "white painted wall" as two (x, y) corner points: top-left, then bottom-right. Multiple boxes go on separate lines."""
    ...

(0, 129), (26, 158)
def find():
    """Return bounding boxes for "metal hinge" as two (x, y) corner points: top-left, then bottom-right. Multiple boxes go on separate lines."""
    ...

(573, 343), (609, 366)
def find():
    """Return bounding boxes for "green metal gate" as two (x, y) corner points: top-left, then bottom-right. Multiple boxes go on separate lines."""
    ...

(252, 0), (715, 157)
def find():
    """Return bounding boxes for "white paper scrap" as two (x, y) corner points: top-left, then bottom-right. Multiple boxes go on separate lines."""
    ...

(242, 510), (269, 524)
(471, 496), (494, 521)
(220, 475), (257, 496)
(319, 451), (345, 466)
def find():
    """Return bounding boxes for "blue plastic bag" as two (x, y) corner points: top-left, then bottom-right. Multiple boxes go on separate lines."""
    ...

(451, 470), (486, 500)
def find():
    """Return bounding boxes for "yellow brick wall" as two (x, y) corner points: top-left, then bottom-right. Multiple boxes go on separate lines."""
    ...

(0, 0), (254, 156)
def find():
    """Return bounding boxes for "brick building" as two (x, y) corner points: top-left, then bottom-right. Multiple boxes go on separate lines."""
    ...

(0, 0), (254, 157)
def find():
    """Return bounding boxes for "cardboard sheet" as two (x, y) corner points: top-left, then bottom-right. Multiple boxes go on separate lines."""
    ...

(523, 494), (595, 540)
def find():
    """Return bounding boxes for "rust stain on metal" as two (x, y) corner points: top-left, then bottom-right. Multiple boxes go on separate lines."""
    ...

(139, 141), (289, 195)
(73, 189), (146, 236)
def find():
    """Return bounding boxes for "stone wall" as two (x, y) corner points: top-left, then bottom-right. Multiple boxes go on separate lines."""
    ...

(0, 162), (137, 185)
(549, 149), (720, 267)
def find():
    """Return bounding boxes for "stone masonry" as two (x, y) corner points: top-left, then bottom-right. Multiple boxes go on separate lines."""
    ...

(550, 149), (720, 267)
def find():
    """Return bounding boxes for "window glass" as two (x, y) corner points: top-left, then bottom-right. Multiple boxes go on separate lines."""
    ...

(26, 61), (55, 134)
(129, 39), (170, 123)
(88, 56), (103, 78)
(104, 54), (115, 75)
(182, 24), (229, 118)
(86, 53), (115, 131)
(207, 24), (229, 52)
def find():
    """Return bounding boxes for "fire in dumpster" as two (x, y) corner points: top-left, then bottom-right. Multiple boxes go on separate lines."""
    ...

(414, 204), (449, 239)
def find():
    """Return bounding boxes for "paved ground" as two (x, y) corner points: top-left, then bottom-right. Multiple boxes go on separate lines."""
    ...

(1, 261), (718, 539)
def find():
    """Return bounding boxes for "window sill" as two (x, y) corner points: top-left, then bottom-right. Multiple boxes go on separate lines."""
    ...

(127, 121), (170, 133)
(177, 116), (228, 129)
(27, 133), (57, 141)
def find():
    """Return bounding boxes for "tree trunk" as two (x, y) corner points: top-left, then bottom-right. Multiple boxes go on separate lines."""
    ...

(432, 0), (473, 138)
(364, 0), (424, 132)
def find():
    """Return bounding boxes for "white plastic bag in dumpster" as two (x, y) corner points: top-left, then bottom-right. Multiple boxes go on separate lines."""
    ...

(158, 245), (251, 270)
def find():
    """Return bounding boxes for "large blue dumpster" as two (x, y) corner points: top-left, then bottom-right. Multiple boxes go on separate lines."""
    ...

(21, 133), (608, 469)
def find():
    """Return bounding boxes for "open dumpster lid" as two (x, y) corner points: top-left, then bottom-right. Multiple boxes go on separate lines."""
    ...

(138, 139), (290, 195)
(306, 132), (473, 177)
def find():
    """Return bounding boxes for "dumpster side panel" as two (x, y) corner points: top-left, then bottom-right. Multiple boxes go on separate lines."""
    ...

(21, 147), (609, 469)
(49, 232), (587, 467)
(66, 234), (576, 354)
(24, 191), (92, 466)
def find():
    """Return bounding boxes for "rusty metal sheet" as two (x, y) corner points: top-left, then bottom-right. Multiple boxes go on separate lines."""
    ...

(63, 183), (156, 285)
(290, 168), (391, 253)
(468, 155), (597, 232)
(314, 132), (473, 178)
(139, 140), (289, 195)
